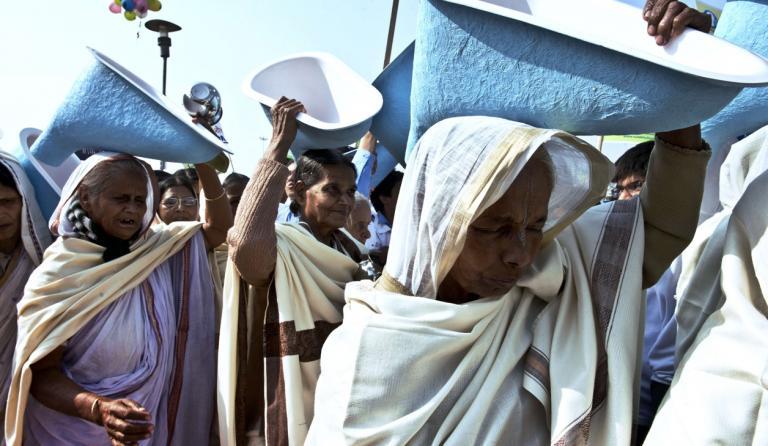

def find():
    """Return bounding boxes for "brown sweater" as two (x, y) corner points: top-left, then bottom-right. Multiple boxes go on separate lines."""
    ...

(227, 158), (289, 288)
(640, 137), (710, 288)
(227, 139), (710, 291)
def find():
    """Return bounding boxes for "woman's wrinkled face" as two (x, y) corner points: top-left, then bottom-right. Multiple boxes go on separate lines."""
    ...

(346, 201), (372, 244)
(158, 186), (199, 224)
(81, 171), (148, 241)
(441, 159), (553, 301)
(298, 165), (356, 231)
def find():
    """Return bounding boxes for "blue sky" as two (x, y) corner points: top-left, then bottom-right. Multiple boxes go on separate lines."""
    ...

(0, 0), (418, 174)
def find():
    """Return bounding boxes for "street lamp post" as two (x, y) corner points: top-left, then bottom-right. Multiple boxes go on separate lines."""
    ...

(145, 19), (181, 170)
(144, 19), (181, 96)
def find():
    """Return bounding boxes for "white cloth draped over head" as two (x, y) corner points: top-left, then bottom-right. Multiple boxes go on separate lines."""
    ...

(48, 151), (156, 237)
(4, 152), (214, 446)
(644, 155), (768, 444)
(307, 116), (647, 445)
(385, 116), (612, 298)
(0, 152), (51, 264)
(0, 153), (52, 443)
(674, 124), (768, 360)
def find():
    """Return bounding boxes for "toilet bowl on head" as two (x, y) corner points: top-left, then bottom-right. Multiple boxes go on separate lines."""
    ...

(243, 52), (383, 156)
(30, 47), (230, 169)
(401, 0), (768, 156)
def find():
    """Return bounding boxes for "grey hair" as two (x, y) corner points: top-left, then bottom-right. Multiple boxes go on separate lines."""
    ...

(353, 191), (370, 207)
(78, 158), (147, 199)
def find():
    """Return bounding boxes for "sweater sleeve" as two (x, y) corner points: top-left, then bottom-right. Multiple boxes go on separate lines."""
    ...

(227, 158), (290, 287)
(640, 137), (711, 288)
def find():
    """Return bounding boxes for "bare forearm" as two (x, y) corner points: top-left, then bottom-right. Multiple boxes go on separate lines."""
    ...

(196, 163), (233, 249)
(30, 349), (101, 424)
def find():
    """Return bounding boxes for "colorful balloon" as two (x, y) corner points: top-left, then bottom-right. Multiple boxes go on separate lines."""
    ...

(135, 0), (147, 13)
(124, 10), (136, 20)
(148, 0), (161, 12)
(114, 0), (122, 5)
(108, 2), (121, 13)
(138, 10), (148, 18)
(122, 0), (135, 11)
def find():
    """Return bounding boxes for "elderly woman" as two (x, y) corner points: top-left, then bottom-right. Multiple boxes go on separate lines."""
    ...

(218, 97), (369, 445)
(5, 153), (232, 445)
(306, 115), (709, 445)
(0, 154), (51, 442)
(345, 192), (372, 244)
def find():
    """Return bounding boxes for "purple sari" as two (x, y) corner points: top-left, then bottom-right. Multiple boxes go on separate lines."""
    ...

(23, 232), (216, 445)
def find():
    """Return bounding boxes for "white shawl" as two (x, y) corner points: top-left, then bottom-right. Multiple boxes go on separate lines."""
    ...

(0, 152), (51, 265)
(674, 124), (768, 360)
(307, 117), (645, 445)
(645, 168), (768, 445)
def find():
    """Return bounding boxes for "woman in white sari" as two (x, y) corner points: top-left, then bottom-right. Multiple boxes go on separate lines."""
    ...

(5, 153), (232, 445)
(0, 153), (51, 443)
(307, 116), (710, 445)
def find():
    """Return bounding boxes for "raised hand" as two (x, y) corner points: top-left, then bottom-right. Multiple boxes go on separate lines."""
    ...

(643, 0), (712, 46)
(266, 96), (306, 162)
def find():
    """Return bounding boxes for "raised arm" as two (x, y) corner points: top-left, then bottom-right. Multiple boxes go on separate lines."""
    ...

(227, 97), (305, 286)
(196, 163), (234, 250)
(353, 131), (378, 198)
(640, 125), (710, 288)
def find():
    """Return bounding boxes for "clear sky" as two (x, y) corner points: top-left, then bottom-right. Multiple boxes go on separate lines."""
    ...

(0, 0), (418, 174)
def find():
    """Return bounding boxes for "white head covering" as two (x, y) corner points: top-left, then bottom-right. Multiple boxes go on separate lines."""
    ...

(718, 124), (768, 210)
(49, 151), (156, 239)
(0, 152), (52, 265)
(385, 116), (613, 297)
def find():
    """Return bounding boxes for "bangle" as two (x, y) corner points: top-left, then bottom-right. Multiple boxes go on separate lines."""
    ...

(90, 397), (102, 425)
(704, 10), (717, 33)
(205, 189), (227, 201)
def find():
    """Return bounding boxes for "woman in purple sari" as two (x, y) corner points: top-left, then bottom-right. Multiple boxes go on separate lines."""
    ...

(5, 152), (232, 446)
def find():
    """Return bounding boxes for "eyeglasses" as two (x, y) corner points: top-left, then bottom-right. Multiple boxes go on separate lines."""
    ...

(615, 180), (644, 195)
(607, 180), (645, 201)
(161, 196), (198, 209)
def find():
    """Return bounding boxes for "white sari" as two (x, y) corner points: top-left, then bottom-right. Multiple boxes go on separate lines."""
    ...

(307, 117), (646, 445)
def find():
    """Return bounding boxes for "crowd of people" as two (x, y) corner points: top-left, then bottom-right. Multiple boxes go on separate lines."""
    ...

(0, 1), (765, 445)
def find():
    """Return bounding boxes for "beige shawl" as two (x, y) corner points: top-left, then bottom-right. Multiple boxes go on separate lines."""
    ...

(217, 223), (362, 446)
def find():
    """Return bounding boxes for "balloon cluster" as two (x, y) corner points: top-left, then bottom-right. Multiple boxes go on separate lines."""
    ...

(108, 0), (162, 21)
